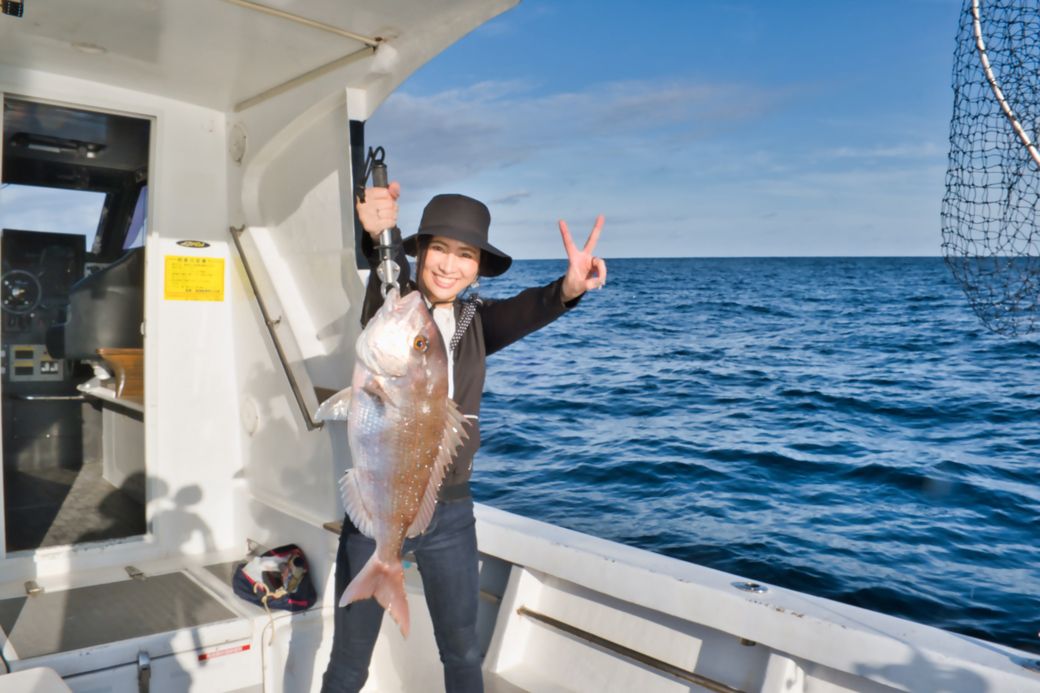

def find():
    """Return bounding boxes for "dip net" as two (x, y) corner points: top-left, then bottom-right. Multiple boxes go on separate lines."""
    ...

(942, 0), (1040, 336)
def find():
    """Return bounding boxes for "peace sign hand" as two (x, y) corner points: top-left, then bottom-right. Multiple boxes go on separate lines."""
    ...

(559, 214), (607, 303)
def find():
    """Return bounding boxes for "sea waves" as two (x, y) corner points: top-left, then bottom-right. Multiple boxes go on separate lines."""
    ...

(472, 257), (1040, 654)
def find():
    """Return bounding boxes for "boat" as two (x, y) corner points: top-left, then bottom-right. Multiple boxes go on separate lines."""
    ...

(0, 1), (1038, 691)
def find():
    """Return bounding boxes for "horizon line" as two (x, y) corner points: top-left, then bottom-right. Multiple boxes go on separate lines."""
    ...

(508, 254), (952, 261)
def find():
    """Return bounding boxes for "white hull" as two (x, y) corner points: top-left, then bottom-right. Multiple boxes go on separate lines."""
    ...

(3, 503), (1038, 692)
(0, 2), (1036, 691)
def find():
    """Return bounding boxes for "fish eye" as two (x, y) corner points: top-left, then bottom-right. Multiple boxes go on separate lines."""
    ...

(413, 336), (429, 352)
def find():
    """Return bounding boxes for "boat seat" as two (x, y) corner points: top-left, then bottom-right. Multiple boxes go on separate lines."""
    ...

(46, 248), (145, 362)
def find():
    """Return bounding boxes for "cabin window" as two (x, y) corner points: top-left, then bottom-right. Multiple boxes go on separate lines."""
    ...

(1, 97), (150, 553)
(0, 184), (107, 248)
(123, 185), (147, 250)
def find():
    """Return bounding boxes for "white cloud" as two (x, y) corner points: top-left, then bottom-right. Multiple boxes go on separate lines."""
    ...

(0, 185), (105, 245)
(365, 77), (948, 259)
(368, 77), (788, 194)
(822, 143), (946, 160)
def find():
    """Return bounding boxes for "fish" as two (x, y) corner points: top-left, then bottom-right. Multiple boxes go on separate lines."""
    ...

(316, 287), (466, 637)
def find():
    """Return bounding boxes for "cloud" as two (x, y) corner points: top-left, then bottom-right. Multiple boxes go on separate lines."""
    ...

(366, 76), (947, 259)
(490, 191), (532, 206)
(822, 142), (946, 160)
(367, 77), (790, 195)
(0, 185), (105, 244)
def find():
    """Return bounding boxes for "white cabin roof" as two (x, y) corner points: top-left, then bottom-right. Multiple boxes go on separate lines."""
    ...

(0, 0), (516, 115)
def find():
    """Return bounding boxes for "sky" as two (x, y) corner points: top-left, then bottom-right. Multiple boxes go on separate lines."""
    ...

(367, 0), (960, 259)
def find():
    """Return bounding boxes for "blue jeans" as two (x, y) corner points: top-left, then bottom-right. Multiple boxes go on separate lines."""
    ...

(320, 498), (482, 693)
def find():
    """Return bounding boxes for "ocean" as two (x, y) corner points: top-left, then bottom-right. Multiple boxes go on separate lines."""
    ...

(469, 256), (1039, 655)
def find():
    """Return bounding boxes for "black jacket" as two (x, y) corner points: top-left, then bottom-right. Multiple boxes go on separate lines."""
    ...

(361, 242), (580, 500)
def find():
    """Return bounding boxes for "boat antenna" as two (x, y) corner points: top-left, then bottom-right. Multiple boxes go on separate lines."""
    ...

(356, 146), (401, 297)
(942, 0), (1040, 336)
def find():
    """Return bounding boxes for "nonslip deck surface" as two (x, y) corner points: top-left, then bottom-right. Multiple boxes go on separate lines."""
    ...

(204, 560), (240, 586)
(0, 572), (238, 660)
(5, 461), (144, 550)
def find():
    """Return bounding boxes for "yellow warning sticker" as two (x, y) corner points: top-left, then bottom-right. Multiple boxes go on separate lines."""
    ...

(164, 255), (225, 302)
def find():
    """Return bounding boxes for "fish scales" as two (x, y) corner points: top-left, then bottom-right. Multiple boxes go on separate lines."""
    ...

(317, 288), (466, 637)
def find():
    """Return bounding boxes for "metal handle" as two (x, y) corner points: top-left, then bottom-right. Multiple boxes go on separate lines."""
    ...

(371, 160), (388, 190)
(516, 606), (745, 693)
(970, 0), (1040, 170)
(13, 394), (86, 401)
(370, 161), (401, 295)
(137, 650), (151, 693)
(230, 226), (322, 431)
(371, 161), (396, 258)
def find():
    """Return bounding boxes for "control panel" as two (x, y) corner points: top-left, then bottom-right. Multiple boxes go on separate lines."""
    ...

(1, 229), (85, 387)
(7, 344), (64, 382)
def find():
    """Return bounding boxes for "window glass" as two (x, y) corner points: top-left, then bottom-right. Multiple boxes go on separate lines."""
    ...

(0, 184), (106, 250)
(123, 186), (147, 250)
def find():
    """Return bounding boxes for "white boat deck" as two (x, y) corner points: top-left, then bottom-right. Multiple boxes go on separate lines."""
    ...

(1, 2), (1038, 691)
(0, 502), (1036, 691)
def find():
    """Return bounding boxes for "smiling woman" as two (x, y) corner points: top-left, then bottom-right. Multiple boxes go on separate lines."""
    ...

(419, 236), (481, 305)
(319, 185), (606, 691)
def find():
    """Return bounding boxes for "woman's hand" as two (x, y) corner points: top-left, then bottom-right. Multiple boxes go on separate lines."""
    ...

(559, 214), (606, 303)
(356, 181), (401, 239)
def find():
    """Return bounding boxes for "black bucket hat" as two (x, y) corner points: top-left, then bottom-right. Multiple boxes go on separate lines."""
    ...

(403, 194), (512, 277)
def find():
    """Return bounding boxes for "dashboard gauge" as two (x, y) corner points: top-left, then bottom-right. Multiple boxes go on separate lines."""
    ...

(1, 269), (42, 314)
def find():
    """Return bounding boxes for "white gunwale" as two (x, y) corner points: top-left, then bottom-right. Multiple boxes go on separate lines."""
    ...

(0, 2), (1037, 692)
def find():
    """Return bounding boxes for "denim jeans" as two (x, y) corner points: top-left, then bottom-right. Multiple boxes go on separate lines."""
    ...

(320, 497), (482, 693)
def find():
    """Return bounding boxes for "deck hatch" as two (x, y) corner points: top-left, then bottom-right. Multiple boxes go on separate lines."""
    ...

(0, 572), (237, 660)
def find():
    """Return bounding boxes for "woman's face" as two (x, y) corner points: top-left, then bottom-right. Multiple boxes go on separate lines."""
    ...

(420, 235), (481, 304)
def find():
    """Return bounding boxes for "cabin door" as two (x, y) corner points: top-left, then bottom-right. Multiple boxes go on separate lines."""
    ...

(0, 96), (150, 553)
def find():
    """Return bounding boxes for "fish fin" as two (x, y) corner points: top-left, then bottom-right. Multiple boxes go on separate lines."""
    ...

(316, 387), (352, 421)
(362, 378), (396, 409)
(339, 470), (376, 538)
(339, 554), (411, 638)
(405, 398), (469, 538)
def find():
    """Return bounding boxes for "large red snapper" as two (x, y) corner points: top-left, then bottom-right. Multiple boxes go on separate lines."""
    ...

(317, 288), (466, 637)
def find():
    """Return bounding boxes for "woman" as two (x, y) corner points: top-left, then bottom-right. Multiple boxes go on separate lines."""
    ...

(321, 182), (606, 693)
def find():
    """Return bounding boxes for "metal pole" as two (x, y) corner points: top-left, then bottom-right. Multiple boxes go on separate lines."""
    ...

(970, 0), (1040, 169)
(516, 606), (746, 693)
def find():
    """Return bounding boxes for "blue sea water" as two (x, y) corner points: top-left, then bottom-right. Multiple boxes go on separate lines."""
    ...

(469, 257), (1040, 655)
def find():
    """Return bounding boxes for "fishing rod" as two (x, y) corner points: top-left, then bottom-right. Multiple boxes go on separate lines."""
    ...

(357, 146), (401, 296)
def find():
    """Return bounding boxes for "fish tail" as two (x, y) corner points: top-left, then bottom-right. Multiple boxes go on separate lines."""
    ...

(339, 554), (411, 638)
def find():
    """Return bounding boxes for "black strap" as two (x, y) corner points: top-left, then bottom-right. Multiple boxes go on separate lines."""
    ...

(450, 298), (481, 353)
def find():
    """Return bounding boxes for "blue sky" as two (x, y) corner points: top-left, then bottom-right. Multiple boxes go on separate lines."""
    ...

(369, 0), (959, 259)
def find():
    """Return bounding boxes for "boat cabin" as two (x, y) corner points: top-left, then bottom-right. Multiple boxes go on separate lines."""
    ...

(2, 96), (149, 553)
(0, 2), (1037, 692)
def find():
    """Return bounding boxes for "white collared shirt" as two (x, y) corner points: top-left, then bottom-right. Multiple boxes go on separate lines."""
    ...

(432, 303), (456, 399)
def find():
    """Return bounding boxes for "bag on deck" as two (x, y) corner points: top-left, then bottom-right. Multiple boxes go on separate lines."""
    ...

(232, 543), (317, 612)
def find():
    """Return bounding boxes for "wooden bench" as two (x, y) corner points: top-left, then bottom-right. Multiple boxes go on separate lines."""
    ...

(96, 348), (143, 404)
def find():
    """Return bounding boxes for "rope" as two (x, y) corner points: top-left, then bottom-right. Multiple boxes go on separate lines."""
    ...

(253, 583), (288, 645)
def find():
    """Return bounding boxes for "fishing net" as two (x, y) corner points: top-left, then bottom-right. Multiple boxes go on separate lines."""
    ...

(942, 0), (1040, 336)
